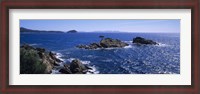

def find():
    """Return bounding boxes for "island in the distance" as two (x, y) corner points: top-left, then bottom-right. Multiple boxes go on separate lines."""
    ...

(67, 30), (78, 33)
(20, 27), (78, 33)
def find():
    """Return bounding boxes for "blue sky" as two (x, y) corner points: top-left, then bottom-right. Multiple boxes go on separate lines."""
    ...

(20, 19), (180, 33)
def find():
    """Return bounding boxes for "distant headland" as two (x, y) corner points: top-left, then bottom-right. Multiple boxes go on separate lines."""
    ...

(67, 30), (78, 33)
(20, 27), (78, 33)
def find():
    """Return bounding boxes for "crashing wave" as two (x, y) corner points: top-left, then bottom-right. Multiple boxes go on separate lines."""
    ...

(52, 53), (100, 74)
(66, 58), (99, 74)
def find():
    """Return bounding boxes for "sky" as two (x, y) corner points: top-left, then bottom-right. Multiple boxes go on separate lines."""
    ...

(20, 19), (180, 33)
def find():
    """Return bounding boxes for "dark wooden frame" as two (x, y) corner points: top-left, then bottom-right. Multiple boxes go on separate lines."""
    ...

(0, 0), (199, 94)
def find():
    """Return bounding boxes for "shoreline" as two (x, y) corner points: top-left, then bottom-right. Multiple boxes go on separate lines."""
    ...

(20, 44), (95, 74)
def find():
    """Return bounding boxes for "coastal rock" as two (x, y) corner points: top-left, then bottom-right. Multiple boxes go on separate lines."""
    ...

(77, 38), (128, 49)
(36, 47), (45, 52)
(89, 43), (102, 49)
(70, 59), (87, 74)
(20, 45), (63, 74)
(77, 43), (102, 49)
(59, 65), (72, 74)
(20, 45), (92, 74)
(132, 37), (158, 45)
(49, 52), (63, 62)
(76, 44), (87, 49)
(58, 59), (92, 74)
(59, 68), (72, 74)
(100, 38), (128, 48)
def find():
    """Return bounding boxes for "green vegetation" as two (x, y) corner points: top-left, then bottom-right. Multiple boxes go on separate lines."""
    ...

(20, 48), (46, 74)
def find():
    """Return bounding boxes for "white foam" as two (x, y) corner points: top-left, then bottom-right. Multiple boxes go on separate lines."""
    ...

(55, 52), (65, 62)
(94, 47), (119, 50)
(81, 60), (91, 64)
(58, 62), (65, 67)
(66, 58), (91, 64)
(123, 41), (134, 49)
(86, 65), (100, 74)
(158, 71), (176, 74)
(51, 69), (61, 74)
(66, 58), (76, 62)
(104, 48), (116, 50)
(29, 43), (39, 46)
(50, 55), (99, 74)
(66, 58), (99, 74)
(124, 45), (133, 49)
(156, 43), (170, 47)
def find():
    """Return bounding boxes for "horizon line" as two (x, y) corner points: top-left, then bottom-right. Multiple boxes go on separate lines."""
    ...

(20, 27), (180, 33)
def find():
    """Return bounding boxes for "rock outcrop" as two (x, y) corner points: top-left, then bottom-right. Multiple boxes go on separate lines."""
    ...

(77, 43), (102, 49)
(20, 45), (92, 74)
(132, 37), (158, 45)
(20, 45), (63, 74)
(59, 59), (91, 74)
(59, 64), (72, 74)
(77, 38), (128, 49)
(100, 38), (128, 48)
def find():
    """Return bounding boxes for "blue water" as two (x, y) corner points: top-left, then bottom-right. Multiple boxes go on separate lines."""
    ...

(20, 33), (180, 74)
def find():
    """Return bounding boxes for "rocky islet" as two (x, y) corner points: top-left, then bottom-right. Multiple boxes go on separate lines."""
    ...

(77, 37), (158, 49)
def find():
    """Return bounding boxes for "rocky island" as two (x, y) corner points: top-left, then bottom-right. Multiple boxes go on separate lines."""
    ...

(20, 45), (91, 74)
(133, 37), (158, 45)
(77, 36), (158, 50)
(77, 38), (129, 49)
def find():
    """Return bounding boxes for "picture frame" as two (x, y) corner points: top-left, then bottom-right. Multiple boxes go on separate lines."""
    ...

(0, 0), (199, 94)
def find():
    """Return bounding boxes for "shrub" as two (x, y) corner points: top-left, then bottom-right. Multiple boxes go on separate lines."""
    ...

(20, 48), (46, 74)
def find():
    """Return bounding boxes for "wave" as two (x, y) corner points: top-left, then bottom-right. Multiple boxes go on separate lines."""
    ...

(55, 52), (66, 62)
(124, 45), (133, 49)
(86, 65), (100, 74)
(156, 43), (170, 47)
(51, 69), (61, 74)
(158, 71), (176, 74)
(65, 58), (90, 64)
(56, 57), (99, 74)
(124, 40), (170, 48)
(123, 41), (171, 49)
(80, 60), (91, 65)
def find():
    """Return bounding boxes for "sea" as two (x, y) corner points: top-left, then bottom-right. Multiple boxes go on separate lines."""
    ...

(20, 32), (180, 74)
